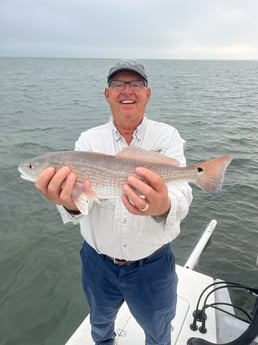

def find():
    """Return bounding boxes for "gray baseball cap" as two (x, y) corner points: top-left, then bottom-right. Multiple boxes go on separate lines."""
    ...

(107, 60), (148, 84)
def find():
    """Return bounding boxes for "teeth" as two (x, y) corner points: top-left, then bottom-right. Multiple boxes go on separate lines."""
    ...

(121, 100), (135, 104)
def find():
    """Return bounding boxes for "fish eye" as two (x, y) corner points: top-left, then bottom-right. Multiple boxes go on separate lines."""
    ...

(28, 164), (34, 170)
(197, 167), (204, 173)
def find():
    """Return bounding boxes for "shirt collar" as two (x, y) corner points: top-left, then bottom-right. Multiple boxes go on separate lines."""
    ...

(111, 116), (147, 142)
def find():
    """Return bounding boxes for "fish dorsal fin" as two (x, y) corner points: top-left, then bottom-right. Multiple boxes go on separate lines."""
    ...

(116, 146), (179, 166)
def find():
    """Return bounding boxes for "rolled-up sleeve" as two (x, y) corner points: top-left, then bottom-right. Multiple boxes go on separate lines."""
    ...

(154, 126), (193, 236)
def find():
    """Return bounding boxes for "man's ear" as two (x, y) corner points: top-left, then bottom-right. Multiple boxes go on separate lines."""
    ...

(146, 87), (151, 101)
(104, 88), (110, 103)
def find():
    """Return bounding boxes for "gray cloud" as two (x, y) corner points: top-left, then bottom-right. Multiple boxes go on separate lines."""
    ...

(1, 0), (257, 59)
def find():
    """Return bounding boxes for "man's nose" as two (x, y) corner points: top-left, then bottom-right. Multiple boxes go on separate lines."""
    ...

(122, 83), (133, 92)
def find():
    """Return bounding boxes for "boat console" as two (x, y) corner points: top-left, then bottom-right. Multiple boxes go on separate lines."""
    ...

(187, 282), (258, 345)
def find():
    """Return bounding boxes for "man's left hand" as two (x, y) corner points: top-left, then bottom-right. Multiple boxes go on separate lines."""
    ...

(122, 167), (171, 216)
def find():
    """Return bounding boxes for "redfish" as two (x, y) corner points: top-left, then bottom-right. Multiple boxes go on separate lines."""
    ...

(18, 146), (232, 214)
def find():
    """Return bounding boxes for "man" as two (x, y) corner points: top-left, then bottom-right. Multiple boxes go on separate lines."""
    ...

(36, 60), (193, 345)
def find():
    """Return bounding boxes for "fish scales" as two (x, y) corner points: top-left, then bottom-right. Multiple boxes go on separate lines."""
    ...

(18, 147), (233, 214)
(45, 152), (193, 197)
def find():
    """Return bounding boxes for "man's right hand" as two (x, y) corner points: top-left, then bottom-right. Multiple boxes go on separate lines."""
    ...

(35, 166), (79, 212)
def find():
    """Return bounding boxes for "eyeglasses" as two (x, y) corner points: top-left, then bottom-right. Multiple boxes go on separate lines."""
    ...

(108, 80), (147, 91)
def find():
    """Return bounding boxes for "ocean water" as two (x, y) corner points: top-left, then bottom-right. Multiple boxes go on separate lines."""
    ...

(0, 58), (257, 345)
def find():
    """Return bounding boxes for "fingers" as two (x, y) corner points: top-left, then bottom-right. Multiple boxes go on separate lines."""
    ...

(35, 166), (77, 210)
(59, 172), (77, 206)
(35, 167), (56, 195)
(135, 167), (167, 192)
(122, 167), (171, 216)
(122, 183), (149, 215)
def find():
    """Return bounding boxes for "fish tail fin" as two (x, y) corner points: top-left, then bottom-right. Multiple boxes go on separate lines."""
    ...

(194, 155), (233, 195)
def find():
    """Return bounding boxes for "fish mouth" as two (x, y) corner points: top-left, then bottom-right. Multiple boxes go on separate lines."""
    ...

(20, 174), (35, 182)
(18, 166), (36, 182)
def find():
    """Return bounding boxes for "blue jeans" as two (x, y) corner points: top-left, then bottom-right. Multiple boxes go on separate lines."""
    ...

(80, 241), (178, 345)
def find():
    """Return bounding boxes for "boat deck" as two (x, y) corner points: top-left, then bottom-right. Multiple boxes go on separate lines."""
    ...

(65, 265), (217, 345)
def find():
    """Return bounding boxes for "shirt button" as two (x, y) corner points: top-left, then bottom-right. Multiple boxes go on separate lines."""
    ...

(122, 219), (127, 224)
(123, 244), (127, 248)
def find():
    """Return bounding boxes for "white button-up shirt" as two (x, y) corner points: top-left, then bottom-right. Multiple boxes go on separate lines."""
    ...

(58, 117), (192, 260)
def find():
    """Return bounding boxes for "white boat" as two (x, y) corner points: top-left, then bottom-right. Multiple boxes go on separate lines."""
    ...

(65, 220), (258, 345)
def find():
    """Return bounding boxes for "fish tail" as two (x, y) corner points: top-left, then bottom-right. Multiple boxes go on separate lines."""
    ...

(193, 155), (233, 195)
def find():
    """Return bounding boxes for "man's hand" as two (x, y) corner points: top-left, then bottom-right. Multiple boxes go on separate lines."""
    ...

(35, 166), (79, 212)
(122, 167), (171, 216)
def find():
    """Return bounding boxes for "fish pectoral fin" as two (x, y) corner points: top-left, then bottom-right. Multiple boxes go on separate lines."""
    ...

(72, 183), (100, 215)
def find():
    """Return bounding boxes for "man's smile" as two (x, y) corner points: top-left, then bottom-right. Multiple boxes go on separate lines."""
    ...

(120, 100), (136, 104)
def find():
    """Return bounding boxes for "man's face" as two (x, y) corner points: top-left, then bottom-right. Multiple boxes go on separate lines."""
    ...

(104, 71), (151, 124)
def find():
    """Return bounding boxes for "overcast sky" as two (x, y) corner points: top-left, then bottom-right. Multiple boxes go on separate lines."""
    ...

(1, 0), (258, 60)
